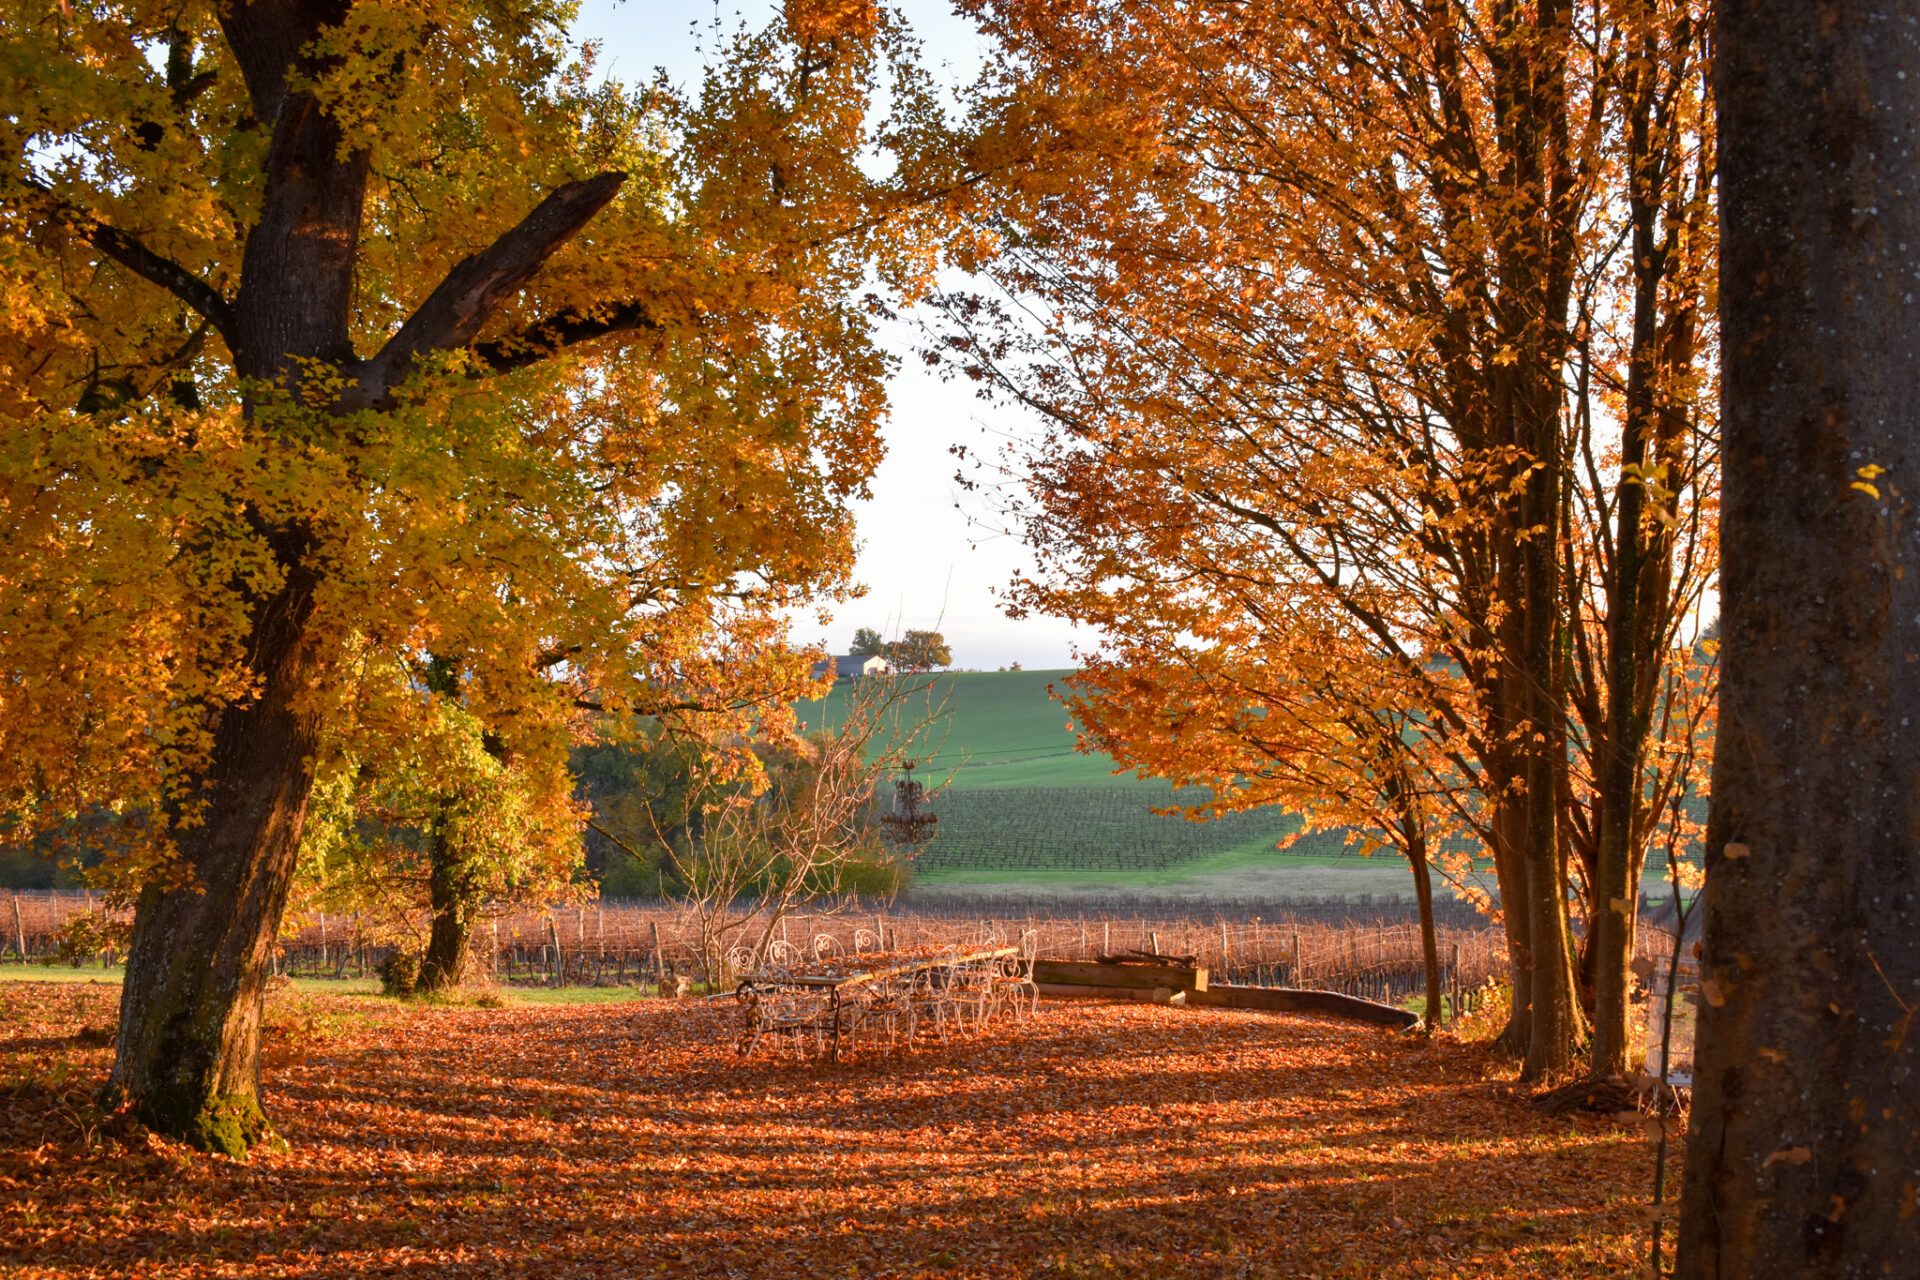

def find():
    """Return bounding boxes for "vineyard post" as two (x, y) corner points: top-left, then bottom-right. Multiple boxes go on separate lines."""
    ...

(1221, 920), (1230, 973)
(1149, 929), (1161, 956)
(546, 913), (561, 986)
(492, 918), (501, 978)
(650, 920), (665, 984)
(10, 894), (23, 962)
(1103, 920), (1110, 954)
(353, 911), (364, 978)
(1293, 928), (1303, 983)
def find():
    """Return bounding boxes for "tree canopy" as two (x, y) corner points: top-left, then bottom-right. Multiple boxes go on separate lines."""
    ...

(0, 0), (964, 1150)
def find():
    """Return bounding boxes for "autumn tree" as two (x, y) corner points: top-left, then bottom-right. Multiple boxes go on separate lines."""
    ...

(1060, 622), (1468, 1032)
(884, 628), (952, 672)
(0, 1), (954, 1152)
(1559, 0), (1718, 1080)
(943, 0), (1717, 1077)
(295, 654), (582, 995)
(849, 626), (888, 657)
(1677, 1), (1920, 1272)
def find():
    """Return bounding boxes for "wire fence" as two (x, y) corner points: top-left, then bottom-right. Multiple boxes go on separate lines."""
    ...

(4, 889), (1697, 1035)
(8, 890), (1511, 1008)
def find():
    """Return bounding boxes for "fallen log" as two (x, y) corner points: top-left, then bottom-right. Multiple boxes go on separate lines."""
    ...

(1185, 984), (1418, 1029)
(1035, 981), (1185, 1005)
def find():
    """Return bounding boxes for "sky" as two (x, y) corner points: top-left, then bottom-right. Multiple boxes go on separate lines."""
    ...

(573, 0), (1089, 670)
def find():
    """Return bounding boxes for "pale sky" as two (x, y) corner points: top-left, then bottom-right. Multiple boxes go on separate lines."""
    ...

(574, 0), (1087, 669)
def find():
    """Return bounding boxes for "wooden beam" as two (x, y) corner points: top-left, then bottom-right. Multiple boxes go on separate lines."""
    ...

(1033, 959), (1208, 992)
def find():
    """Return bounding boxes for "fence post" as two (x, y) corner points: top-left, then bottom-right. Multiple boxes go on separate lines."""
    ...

(11, 894), (23, 962)
(650, 920), (665, 985)
(1292, 928), (1303, 983)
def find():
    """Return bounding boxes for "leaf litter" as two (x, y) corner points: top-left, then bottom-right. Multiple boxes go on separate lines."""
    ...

(1, 981), (1659, 1278)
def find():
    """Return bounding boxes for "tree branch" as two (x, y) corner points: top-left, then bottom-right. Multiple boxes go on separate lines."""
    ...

(28, 181), (238, 348)
(471, 298), (662, 374)
(348, 171), (629, 408)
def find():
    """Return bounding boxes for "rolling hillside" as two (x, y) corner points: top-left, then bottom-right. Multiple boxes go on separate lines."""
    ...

(797, 668), (1125, 790)
(795, 669), (1694, 900)
(797, 670), (1361, 887)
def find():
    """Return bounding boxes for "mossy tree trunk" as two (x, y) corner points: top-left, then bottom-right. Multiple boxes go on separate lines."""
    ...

(415, 828), (479, 994)
(107, 556), (327, 1157)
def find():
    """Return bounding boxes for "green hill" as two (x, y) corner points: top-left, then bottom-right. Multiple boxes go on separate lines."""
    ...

(797, 670), (1331, 880)
(797, 668), (1127, 789)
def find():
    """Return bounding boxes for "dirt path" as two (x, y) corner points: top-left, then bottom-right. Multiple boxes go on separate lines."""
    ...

(2, 981), (1656, 1278)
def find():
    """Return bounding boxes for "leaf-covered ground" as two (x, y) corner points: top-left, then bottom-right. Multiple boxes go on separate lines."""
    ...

(2, 981), (1660, 1278)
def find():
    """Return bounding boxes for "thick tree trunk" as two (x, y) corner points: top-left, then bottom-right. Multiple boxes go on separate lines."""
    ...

(106, 555), (328, 1156)
(416, 830), (477, 994)
(1676, 2), (1920, 1274)
(108, 5), (370, 1152)
(1488, 776), (1534, 1056)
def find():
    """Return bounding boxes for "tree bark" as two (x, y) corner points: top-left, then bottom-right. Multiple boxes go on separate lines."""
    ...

(1404, 806), (1443, 1037)
(1677, 1), (1920, 1273)
(106, 23), (367, 1145)
(106, 552), (328, 1156)
(103, 2), (625, 1152)
(415, 829), (477, 994)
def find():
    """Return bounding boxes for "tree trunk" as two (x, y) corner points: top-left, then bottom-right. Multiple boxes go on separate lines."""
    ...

(1677, 2), (1920, 1273)
(105, 555), (328, 1156)
(106, 8), (370, 1152)
(415, 829), (477, 994)
(1407, 820), (1442, 1037)
(1488, 782), (1535, 1057)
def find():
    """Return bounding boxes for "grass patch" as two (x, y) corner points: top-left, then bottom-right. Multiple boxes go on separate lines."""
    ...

(0, 963), (652, 1006)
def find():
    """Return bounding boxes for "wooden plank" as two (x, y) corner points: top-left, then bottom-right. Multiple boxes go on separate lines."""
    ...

(1033, 960), (1208, 992)
(1187, 984), (1418, 1028)
(1035, 982), (1184, 1004)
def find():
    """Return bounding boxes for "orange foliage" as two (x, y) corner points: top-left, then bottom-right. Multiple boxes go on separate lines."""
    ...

(2, 981), (1664, 1278)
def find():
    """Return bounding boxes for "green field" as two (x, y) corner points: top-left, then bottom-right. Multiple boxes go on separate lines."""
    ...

(795, 669), (1694, 902)
(797, 670), (1384, 894)
(798, 668), (1133, 790)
